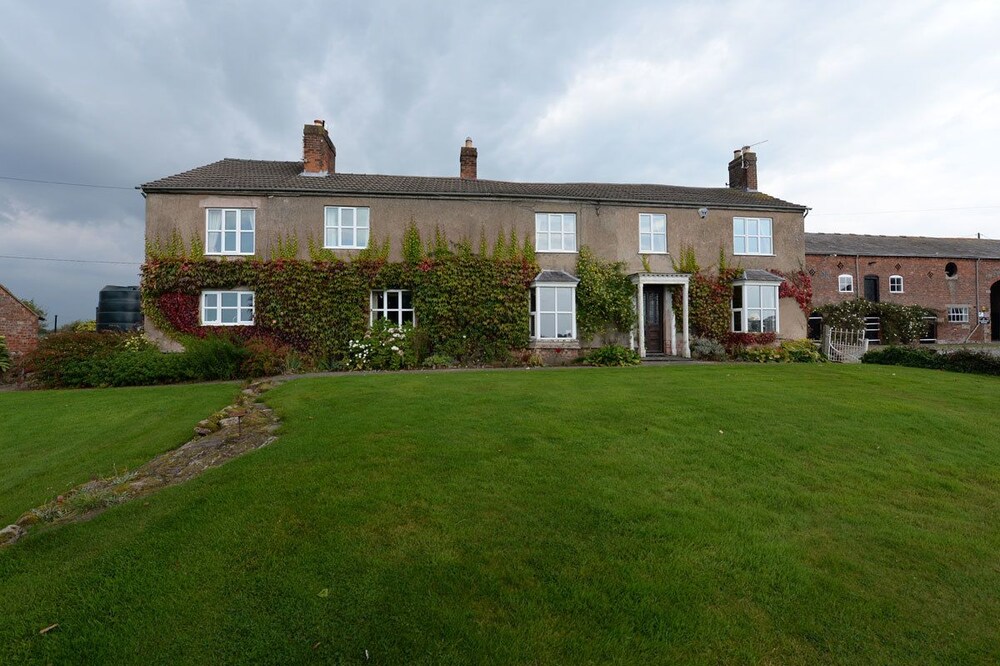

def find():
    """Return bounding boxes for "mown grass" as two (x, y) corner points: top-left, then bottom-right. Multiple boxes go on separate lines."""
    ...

(0, 382), (239, 524)
(0, 365), (997, 664)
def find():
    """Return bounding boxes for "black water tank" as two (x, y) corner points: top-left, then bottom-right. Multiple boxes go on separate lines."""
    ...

(96, 285), (142, 332)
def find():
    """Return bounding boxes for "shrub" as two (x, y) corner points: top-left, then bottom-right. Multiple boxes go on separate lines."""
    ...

(863, 346), (1000, 376)
(182, 334), (251, 381)
(582, 344), (641, 367)
(422, 353), (458, 369)
(780, 339), (824, 363)
(736, 345), (788, 363)
(346, 320), (418, 371)
(690, 337), (726, 361)
(723, 332), (776, 356)
(241, 338), (292, 378)
(576, 247), (635, 342)
(813, 301), (932, 344)
(0, 335), (10, 375)
(23, 332), (124, 386)
(861, 346), (943, 369)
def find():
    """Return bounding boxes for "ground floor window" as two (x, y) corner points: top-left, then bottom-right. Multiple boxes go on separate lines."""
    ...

(371, 289), (414, 326)
(202, 291), (254, 325)
(889, 275), (903, 293)
(947, 306), (969, 323)
(732, 283), (779, 333)
(531, 285), (576, 339)
(838, 274), (853, 292)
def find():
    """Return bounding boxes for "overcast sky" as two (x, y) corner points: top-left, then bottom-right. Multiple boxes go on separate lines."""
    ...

(1, 0), (998, 323)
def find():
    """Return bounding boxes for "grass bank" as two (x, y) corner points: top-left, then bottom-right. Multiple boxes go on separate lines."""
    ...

(0, 365), (997, 664)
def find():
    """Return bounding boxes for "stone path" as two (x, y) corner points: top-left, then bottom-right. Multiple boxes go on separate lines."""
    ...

(0, 379), (281, 548)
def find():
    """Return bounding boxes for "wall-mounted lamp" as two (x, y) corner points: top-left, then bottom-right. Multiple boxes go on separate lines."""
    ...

(698, 207), (709, 219)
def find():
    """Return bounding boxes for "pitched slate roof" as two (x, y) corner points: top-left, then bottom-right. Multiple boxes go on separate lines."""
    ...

(805, 233), (1000, 259)
(141, 159), (807, 212)
(741, 269), (784, 282)
(533, 270), (580, 284)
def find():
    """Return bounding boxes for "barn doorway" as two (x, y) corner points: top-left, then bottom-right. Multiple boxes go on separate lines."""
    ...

(863, 275), (880, 302)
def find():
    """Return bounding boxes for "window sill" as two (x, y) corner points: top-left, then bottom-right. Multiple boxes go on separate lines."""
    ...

(733, 253), (776, 257)
(205, 252), (256, 257)
(201, 322), (255, 327)
(535, 250), (578, 254)
(529, 339), (580, 349)
(322, 246), (368, 251)
(638, 251), (670, 255)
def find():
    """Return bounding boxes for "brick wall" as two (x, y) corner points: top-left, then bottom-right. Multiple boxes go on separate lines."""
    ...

(0, 287), (40, 356)
(806, 254), (1000, 342)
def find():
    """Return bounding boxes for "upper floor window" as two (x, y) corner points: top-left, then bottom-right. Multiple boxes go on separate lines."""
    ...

(889, 275), (903, 293)
(733, 217), (773, 255)
(535, 213), (577, 253)
(838, 274), (854, 293)
(325, 206), (370, 249)
(731, 283), (779, 333)
(206, 209), (255, 255)
(639, 213), (667, 253)
(202, 290), (254, 326)
(371, 289), (414, 326)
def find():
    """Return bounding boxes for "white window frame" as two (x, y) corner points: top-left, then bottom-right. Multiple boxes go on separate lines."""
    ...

(535, 213), (577, 253)
(205, 208), (255, 256)
(889, 275), (903, 293)
(947, 306), (969, 323)
(201, 290), (254, 326)
(733, 217), (773, 256)
(838, 274), (854, 293)
(731, 282), (780, 334)
(324, 206), (370, 249)
(639, 213), (667, 254)
(370, 289), (414, 326)
(530, 283), (577, 340)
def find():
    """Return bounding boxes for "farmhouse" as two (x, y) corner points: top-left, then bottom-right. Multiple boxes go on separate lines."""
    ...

(805, 233), (1000, 343)
(0, 282), (41, 356)
(141, 121), (809, 360)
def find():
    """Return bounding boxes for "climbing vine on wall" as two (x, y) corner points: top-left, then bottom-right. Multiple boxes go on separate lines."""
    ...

(575, 246), (636, 342)
(141, 255), (538, 362)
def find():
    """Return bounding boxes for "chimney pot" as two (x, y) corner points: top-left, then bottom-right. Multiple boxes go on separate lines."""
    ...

(460, 137), (478, 180)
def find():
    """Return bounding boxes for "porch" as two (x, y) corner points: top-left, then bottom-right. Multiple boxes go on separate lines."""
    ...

(630, 273), (691, 359)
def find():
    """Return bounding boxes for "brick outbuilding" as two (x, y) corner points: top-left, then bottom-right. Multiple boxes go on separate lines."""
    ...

(0, 283), (41, 356)
(805, 233), (1000, 343)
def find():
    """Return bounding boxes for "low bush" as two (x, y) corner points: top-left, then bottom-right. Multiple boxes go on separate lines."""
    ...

(241, 338), (292, 378)
(736, 345), (788, 363)
(690, 337), (726, 361)
(182, 335), (251, 381)
(0, 335), (10, 375)
(780, 339), (824, 363)
(862, 346), (1000, 377)
(724, 332), (777, 357)
(582, 344), (641, 367)
(422, 353), (458, 369)
(813, 301), (932, 344)
(346, 321), (418, 371)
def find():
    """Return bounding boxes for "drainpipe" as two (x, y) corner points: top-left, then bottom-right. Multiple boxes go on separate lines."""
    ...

(855, 255), (861, 299)
(976, 258), (981, 313)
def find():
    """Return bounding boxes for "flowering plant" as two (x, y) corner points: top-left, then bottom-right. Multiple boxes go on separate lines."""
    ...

(346, 320), (418, 371)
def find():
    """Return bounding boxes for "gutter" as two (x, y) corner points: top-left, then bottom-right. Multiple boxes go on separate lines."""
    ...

(138, 187), (810, 214)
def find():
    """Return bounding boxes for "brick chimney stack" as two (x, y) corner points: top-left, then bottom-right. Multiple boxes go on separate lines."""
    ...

(460, 137), (477, 179)
(302, 120), (336, 175)
(727, 146), (757, 191)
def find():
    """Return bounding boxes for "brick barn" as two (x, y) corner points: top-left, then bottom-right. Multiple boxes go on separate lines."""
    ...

(805, 233), (1000, 343)
(0, 282), (41, 356)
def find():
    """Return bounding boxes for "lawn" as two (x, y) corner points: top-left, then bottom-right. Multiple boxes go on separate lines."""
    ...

(0, 382), (240, 525)
(0, 365), (997, 664)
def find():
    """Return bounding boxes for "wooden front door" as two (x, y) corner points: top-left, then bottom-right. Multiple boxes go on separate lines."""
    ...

(864, 275), (880, 302)
(644, 286), (663, 354)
